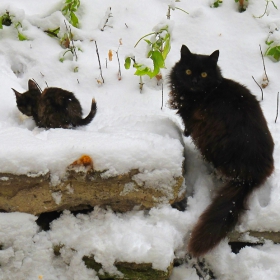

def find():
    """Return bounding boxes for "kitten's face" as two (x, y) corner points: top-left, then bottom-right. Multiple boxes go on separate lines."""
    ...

(12, 80), (41, 116)
(174, 45), (222, 93)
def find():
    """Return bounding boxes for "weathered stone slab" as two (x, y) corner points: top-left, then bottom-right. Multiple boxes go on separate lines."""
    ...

(53, 245), (172, 280)
(228, 230), (280, 244)
(0, 156), (185, 215)
(83, 257), (173, 280)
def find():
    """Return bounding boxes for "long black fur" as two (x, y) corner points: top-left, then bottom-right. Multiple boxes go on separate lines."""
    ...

(169, 45), (274, 257)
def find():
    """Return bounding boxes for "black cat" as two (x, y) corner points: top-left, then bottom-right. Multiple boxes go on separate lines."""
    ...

(169, 45), (274, 257)
(13, 80), (97, 129)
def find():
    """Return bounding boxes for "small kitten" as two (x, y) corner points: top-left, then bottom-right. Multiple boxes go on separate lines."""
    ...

(169, 45), (274, 257)
(13, 79), (97, 128)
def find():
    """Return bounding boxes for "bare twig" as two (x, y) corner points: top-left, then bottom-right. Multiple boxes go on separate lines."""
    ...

(252, 76), (264, 100)
(254, 0), (270, 18)
(161, 83), (164, 110)
(139, 76), (144, 93)
(94, 40), (104, 84)
(125, 23), (128, 28)
(259, 44), (269, 88)
(77, 78), (80, 84)
(45, 81), (49, 88)
(32, 79), (42, 93)
(64, 20), (78, 61)
(100, 7), (113, 31)
(276, 92), (279, 123)
(167, 5), (171, 19)
(115, 42), (122, 80)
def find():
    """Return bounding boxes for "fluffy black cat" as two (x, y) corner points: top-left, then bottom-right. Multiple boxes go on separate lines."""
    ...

(13, 80), (97, 129)
(169, 45), (274, 257)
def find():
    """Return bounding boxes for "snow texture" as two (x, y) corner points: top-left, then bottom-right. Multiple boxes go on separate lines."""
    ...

(0, 0), (280, 279)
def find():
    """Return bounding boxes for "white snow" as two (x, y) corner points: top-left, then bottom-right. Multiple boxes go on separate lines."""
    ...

(0, 0), (280, 279)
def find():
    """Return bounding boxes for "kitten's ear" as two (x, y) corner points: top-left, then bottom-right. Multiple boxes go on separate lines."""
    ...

(209, 50), (219, 64)
(181, 45), (192, 59)
(12, 88), (21, 99)
(28, 79), (40, 92)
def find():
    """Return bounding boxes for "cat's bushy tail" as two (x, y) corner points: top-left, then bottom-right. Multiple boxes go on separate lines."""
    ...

(187, 178), (266, 257)
(78, 98), (97, 126)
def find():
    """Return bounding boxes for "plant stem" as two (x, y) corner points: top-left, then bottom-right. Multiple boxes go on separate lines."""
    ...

(116, 47), (122, 80)
(167, 6), (171, 19)
(259, 44), (269, 84)
(100, 7), (112, 31)
(254, 0), (269, 18)
(64, 20), (78, 61)
(252, 76), (264, 101)
(161, 83), (164, 110)
(276, 92), (279, 123)
(174, 7), (189, 14)
(139, 76), (144, 92)
(134, 32), (156, 48)
(95, 40), (104, 83)
(32, 79), (42, 93)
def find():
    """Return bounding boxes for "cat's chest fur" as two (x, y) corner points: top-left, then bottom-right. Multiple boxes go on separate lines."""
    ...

(176, 79), (255, 140)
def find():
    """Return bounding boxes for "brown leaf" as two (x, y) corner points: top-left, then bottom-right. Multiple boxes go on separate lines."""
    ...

(156, 73), (163, 81)
(108, 49), (113, 61)
(70, 155), (94, 169)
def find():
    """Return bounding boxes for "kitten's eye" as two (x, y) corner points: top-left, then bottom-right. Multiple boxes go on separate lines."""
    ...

(186, 69), (192, 75)
(201, 72), (207, 78)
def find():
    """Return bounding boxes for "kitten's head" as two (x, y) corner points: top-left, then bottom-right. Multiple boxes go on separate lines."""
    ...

(173, 45), (222, 93)
(12, 80), (41, 116)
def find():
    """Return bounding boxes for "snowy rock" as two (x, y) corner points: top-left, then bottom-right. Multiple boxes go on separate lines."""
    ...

(0, 156), (185, 215)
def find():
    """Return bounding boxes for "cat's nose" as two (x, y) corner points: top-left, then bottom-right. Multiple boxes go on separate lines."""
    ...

(192, 77), (198, 84)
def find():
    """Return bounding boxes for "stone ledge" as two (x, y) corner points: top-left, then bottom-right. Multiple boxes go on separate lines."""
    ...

(0, 167), (184, 215)
(53, 245), (172, 280)
(228, 230), (280, 244)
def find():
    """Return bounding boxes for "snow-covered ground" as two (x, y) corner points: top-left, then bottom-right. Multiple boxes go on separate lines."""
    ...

(0, 0), (280, 279)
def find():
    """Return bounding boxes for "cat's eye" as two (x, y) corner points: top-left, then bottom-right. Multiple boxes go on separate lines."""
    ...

(186, 69), (192, 75)
(201, 72), (207, 78)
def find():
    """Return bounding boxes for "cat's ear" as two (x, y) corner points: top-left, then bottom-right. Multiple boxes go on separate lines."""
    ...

(28, 79), (40, 92)
(12, 88), (21, 99)
(209, 50), (219, 64)
(181, 45), (192, 59)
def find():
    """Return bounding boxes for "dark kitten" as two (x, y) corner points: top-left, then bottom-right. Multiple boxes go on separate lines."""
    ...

(13, 80), (97, 128)
(169, 45), (274, 257)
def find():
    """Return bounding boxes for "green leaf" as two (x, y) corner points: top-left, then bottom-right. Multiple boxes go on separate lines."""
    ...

(134, 66), (153, 77)
(45, 27), (60, 37)
(124, 57), (131, 69)
(144, 39), (152, 45)
(266, 45), (280, 61)
(265, 40), (274, 46)
(162, 34), (171, 59)
(0, 16), (3, 29)
(151, 50), (165, 69)
(18, 32), (27, 41)
(70, 12), (79, 27)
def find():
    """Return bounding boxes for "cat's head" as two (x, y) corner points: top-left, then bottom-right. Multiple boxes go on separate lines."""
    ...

(173, 45), (222, 93)
(12, 79), (41, 116)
